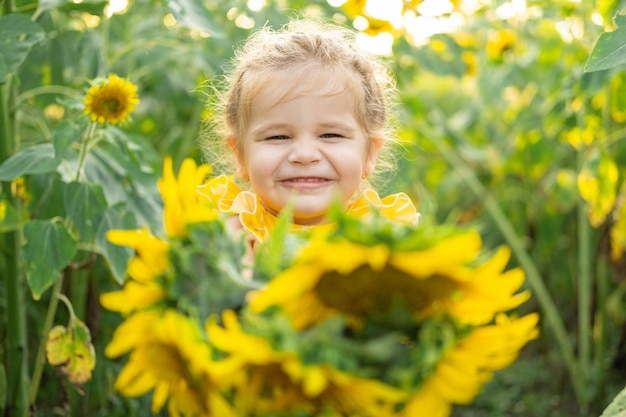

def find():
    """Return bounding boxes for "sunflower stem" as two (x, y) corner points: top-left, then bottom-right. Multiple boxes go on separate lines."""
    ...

(1, 73), (30, 417)
(576, 146), (592, 403)
(75, 122), (96, 182)
(420, 117), (584, 402)
(29, 272), (65, 406)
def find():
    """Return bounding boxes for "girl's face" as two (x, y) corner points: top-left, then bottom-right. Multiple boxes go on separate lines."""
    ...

(233, 71), (379, 225)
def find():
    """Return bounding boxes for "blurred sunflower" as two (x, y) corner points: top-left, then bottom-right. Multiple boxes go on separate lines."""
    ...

(249, 230), (529, 329)
(158, 156), (216, 238)
(401, 313), (539, 417)
(83, 74), (139, 124)
(106, 226), (169, 283)
(206, 310), (405, 416)
(105, 309), (236, 417)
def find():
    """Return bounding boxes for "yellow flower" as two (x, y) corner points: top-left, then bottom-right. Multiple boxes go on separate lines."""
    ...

(158, 156), (216, 238)
(106, 310), (236, 417)
(106, 226), (169, 283)
(487, 29), (517, 60)
(83, 74), (139, 124)
(401, 313), (539, 417)
(100, 281), (166, 314)
(206, 310), (405, 416)
(249, 230), (529, 329)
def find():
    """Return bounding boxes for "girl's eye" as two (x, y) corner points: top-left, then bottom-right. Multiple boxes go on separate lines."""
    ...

(266, 135), (289, 140)
(320, 133), (343, 138)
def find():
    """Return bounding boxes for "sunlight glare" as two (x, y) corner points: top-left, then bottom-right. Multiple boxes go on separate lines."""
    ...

(417, 0), (453, 17)
(104, 0), (129, 17)
(364, 0), (403, 25)
(353, 16), (369, 31)
(235, 14), (255, 29)
(404, 11), (464, 46)
(591, 12), (603, 26)
(356, 31), (394, 56)
(247, 0), (266, 12)
(495, 0), (526, 19)
(327, 0), (347, 7)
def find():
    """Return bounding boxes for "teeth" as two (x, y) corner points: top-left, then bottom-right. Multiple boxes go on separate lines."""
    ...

(287, 178), (326, 182)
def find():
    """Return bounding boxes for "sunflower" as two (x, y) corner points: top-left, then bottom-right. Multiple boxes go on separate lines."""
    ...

(158, 156), (216, 238)
(249, 230), (529, 329)
(206, 310), (405, 416)
(105, 309), (237, 417)
(83, 74), (139, 124)
(401, 313), (540, 417)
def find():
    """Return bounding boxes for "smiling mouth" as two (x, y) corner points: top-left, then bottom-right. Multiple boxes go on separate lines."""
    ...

(280, 177), (331, 189)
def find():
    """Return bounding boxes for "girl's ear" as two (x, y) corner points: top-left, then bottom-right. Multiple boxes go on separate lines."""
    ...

(365, 138), (382, 176)
(228, 137), (249, 181)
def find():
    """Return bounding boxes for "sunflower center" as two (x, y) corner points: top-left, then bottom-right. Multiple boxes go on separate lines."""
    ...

(315, 265), (460, 316)
(101, 97), (124, 115)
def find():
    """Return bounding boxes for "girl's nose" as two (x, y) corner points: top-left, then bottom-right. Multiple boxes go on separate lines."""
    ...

(287, 138), (322, 165)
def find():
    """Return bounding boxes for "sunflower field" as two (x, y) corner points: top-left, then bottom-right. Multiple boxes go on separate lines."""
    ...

(2, 0), (626, 416)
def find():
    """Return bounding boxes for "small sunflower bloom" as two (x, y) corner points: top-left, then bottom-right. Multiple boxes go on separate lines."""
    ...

(249, 230), (529, 329)
(83, 74), (139, 124)
(158, 156), (216, 238)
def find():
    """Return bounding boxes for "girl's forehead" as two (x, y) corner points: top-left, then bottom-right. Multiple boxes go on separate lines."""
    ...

(249, 67), (360, 108)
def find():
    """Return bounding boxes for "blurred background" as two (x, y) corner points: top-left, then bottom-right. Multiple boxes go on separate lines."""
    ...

(2, 0), (626, 415)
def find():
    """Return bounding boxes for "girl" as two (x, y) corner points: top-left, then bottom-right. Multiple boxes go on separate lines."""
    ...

(199, 19), (418, 244)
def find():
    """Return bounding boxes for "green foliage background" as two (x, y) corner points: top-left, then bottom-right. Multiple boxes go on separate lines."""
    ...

(2, 0), (626, 416)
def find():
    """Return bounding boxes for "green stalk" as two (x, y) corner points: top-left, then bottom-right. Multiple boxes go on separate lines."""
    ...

(28, 273), (64, 405)
(420, 119), (584, 401)
(594, 254), (608, 405)
(75, 122), (96, 182)
(577, 148), (592, 401)
(1, 81), (29, 417)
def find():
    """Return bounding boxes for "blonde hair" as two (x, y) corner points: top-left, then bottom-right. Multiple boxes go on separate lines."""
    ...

(202, 19), (398, 183)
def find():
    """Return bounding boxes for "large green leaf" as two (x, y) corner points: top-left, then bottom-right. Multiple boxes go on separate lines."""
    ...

(601, 385), (626, 417)
(96, 204), (136, 284)
(53, 121), (82, 159)
(64, 182), (108, 244)
(165, 0), (225, 38)
(23, 220), (78, 299)
(0, 144), (60, 181)
(0, 14), (45, 83)
(585, 9), (626, 72)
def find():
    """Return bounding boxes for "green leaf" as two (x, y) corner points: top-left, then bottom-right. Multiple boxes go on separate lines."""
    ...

(53, 121), (81, 159)
(35, 0), (108, 15)
(46, 317), (96, 385)
(96, 204), (136, 284)
(0, 14), (45, 83)
(23, 220), (78, 299)
(64, 182), (108, 243)
(165, 0), (225, 38)
(585, 9), (626, 72)
(0, 144), (60, 181)
(601, 384), (626, 417)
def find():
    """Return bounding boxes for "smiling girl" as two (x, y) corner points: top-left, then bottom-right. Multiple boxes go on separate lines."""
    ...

(199, 19), (418, 243)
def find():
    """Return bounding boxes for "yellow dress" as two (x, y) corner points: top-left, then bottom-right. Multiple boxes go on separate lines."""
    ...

(197, 175), (419, 242)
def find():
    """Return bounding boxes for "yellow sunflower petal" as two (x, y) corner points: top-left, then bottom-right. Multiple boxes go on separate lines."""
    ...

(100, 282), (165, 314)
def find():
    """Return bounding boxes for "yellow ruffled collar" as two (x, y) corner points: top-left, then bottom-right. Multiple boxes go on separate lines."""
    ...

(197, 175), (418, 242)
